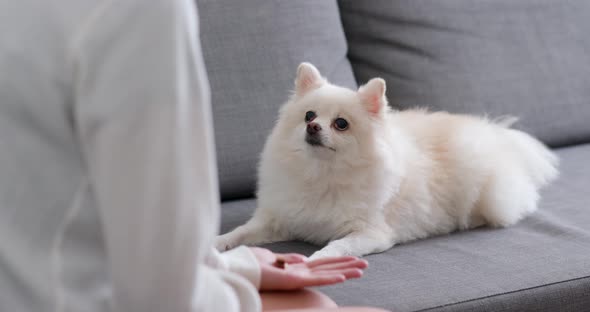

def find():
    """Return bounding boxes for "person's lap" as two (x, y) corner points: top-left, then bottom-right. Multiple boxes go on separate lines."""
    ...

(260, 289), (390, 312)
(261, 289), (336, 311)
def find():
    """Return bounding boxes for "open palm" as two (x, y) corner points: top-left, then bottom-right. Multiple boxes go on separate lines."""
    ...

(249, 247), (368, 291)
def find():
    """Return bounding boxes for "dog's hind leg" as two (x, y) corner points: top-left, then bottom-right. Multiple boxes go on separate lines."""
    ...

(477, 168), (539, 228)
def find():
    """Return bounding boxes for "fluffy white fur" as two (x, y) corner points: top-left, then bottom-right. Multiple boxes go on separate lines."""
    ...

(216, 63), (559, 259)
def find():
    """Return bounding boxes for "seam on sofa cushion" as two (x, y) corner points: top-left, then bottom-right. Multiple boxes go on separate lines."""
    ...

(415, 275), (590, 312)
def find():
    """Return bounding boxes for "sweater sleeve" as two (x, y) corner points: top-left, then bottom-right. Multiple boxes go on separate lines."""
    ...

(71, 0), (261, 311)
(207, 246), (262, 290)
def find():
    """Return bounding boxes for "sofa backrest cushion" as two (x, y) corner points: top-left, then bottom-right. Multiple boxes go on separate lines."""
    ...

(199, 0), (357, 200)
(339, 0), (590, 147)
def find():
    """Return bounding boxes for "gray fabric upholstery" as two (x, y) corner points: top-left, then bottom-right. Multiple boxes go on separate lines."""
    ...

(220, 144), (590, 311)
(338, 0), (590, 147)
(430, 277), (590, 312)
(198, 0), (357, 199)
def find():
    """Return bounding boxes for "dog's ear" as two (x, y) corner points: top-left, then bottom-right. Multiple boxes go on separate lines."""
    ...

(295, 63), (325, 96)
(358, 78), (387, 116)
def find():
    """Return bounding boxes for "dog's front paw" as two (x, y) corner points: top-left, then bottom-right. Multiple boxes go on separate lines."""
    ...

(309, 248), (343, 261)
(215, 234), (237, 252)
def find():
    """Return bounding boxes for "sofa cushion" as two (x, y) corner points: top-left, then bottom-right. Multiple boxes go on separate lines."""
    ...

(198, 0), (357, 200)
(338, 0), (590, 147)
(220, 143), (590, 311)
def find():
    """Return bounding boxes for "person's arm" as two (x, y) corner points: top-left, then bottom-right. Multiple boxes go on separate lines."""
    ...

(70, 0), (260, 311)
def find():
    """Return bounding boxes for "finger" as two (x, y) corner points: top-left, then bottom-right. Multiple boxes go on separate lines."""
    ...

(296, 274), (347, 287)
(311, 259), (368, 271)
(277, 253), (308, 264)
(306, 256), (359, 268)
(316, 268), (364, 279)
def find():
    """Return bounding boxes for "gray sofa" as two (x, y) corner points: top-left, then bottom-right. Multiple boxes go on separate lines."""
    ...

(198, 1), (590, 311)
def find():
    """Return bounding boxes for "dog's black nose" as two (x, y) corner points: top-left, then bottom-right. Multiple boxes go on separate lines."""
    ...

(306, 122), (322, 135)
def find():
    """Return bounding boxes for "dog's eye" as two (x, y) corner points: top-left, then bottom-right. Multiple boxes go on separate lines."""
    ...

(334, 118), (349, 131)
(305, 111), (316, 122)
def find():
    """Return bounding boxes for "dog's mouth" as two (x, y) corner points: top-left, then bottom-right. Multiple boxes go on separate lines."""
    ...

(305, 135), (336, 151)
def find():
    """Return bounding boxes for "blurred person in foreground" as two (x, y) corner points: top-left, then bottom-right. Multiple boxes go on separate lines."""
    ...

(0, 0), (388, 311)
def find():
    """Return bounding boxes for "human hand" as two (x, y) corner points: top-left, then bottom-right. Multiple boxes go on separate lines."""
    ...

(249, 247), (368, 291)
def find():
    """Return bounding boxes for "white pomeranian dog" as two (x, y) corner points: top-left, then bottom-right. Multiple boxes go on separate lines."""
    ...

(217, 62), (559, 259)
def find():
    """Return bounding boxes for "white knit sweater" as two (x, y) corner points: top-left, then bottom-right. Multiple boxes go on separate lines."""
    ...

(0, 0), (261, 311)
